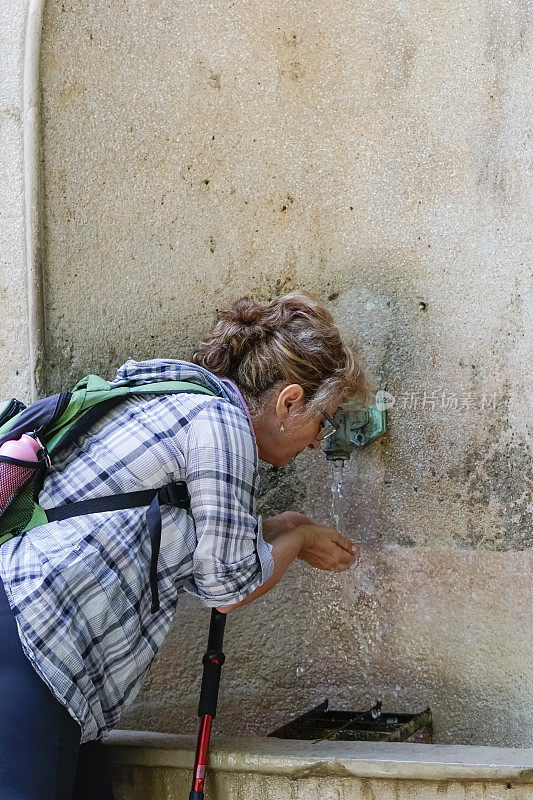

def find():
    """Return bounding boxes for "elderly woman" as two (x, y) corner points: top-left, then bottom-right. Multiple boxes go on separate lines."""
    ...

(0, 291), (371, 800)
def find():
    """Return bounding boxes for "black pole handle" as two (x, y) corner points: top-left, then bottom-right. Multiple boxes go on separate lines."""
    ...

(206, 608), (227, 652)
(197, 609), (226, 719)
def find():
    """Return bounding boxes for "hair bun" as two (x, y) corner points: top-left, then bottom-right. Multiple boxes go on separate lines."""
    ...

(231, 298), (274, 343)
(191, 290), (373, 416)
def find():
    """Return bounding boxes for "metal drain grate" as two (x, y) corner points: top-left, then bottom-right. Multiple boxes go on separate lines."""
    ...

(268, 700), (433, 743)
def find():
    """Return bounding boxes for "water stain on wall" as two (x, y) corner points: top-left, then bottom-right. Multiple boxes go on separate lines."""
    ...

(447, 389), (533, 550)
(277, 31), (305, 83)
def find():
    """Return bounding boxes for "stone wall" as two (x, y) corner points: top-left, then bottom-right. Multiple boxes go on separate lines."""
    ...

(0, 0), (531, 747)
(0, 0), (33, 401)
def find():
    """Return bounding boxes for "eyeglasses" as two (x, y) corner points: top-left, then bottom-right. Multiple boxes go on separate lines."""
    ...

(317, 412), (339, 441)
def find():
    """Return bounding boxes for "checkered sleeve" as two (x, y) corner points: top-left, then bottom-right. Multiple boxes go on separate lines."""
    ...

(181, 399), (274, 607)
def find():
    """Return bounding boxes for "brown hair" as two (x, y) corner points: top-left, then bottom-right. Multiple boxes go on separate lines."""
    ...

(191, 291), (375, 421)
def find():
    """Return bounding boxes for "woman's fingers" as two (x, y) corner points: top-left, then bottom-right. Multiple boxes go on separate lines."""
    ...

(295, 524), (361, 572)
(336, 546), (357, 568)
(330, 535), (361, 570)
(332, 530), (359, 555)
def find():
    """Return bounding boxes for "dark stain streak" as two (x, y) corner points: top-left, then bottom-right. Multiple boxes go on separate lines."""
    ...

(279, 32), (304, 81)
(207, 73), (221, 89)
(280, 195), (294, 214)
(446, 390), (532, 549)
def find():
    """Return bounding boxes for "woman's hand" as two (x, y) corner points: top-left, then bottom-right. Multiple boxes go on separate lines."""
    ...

(216, 524), (360, 613)
(295, 524), (360, 572)
(262, 511), (314, 542)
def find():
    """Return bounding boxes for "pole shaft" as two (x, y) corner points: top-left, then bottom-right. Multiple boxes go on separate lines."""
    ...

(189, 714), (212, 797)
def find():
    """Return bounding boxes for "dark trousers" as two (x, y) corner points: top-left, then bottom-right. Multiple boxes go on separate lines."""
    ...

(0, 576), (115, 800)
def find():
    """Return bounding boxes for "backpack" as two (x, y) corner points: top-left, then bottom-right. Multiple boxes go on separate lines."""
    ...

(0, 373), (218, 612)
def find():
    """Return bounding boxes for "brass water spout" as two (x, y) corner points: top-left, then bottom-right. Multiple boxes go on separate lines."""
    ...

(323, 399), (388, 460)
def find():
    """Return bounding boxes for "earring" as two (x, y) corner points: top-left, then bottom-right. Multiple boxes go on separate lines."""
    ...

(280, 424), (285, 433)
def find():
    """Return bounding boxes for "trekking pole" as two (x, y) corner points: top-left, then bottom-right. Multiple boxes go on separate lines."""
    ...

(189, 608), (227, 800)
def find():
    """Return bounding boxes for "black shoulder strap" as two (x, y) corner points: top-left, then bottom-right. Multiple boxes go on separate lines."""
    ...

(45, 481), (190, 613)
(44, 482), (190, 522)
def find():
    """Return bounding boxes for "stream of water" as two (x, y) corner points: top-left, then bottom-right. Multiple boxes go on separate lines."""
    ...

(330, 459), (345, 532)
(330, 459), (361, 613)
(328, 461), (385, 660)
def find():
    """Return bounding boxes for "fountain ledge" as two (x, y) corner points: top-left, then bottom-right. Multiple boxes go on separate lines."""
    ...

(104, 730), (533, 783)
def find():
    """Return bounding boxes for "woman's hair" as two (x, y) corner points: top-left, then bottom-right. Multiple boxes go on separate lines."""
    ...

(191, 291), (376, 421)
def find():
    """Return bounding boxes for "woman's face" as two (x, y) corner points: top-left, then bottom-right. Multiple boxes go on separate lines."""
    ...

(253, 384), (337, 467)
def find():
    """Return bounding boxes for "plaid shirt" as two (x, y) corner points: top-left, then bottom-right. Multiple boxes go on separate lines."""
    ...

(0, 360), (274, 742)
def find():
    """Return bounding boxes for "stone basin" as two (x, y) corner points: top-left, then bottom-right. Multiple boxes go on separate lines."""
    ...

(105, 730), (533, 799)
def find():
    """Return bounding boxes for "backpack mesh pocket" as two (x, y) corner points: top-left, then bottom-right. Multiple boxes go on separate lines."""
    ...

(0, 457), (45, 542)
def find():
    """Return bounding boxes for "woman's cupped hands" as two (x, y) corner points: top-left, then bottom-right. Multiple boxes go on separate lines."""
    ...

(262, 512), (360, 573)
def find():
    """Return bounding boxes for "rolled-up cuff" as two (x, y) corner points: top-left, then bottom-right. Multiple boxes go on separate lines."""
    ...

(182, 514), (275, 608)
(255, 513), (274, 580)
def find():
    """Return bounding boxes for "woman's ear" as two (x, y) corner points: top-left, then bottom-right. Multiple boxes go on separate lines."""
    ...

(275, 384), (305, 419)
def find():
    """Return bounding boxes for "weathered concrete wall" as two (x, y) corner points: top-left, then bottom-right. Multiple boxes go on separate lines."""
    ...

(0, 0), (33, 402)
(0, 0), (531, 748)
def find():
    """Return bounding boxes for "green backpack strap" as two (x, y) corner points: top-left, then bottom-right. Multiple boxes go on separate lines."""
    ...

(45, 378), (218, 453)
